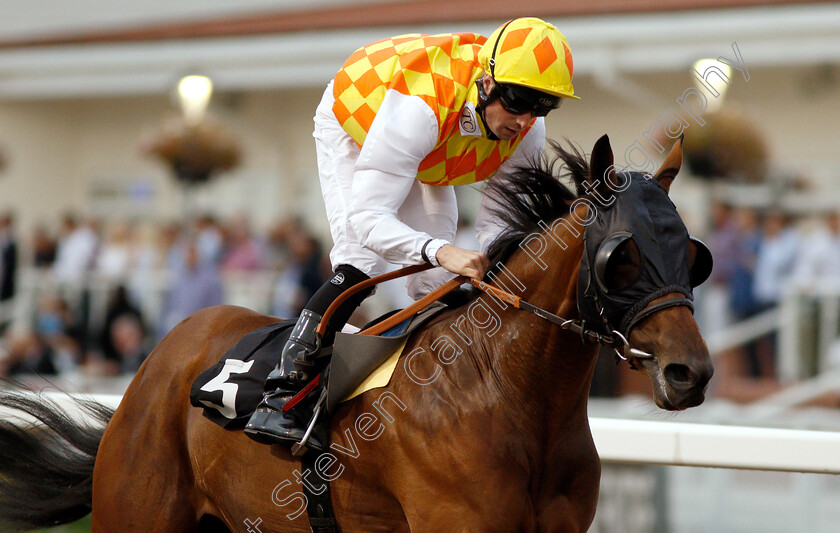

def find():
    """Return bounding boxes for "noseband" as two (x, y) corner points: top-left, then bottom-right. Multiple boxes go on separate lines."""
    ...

(593, 290), (693, 366)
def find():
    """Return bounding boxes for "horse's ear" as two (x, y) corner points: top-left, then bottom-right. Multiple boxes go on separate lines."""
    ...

(654, 134), (683, 194)
(589, 134), (617, 194)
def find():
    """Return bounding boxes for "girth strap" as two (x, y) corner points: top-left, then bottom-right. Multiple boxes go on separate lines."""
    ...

(301, 450), (338, 533)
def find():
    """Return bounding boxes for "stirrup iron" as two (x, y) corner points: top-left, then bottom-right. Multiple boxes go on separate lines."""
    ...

(292, 387), (328, 457)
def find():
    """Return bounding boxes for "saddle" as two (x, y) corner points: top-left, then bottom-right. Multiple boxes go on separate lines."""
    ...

(189, 302), (449, 429)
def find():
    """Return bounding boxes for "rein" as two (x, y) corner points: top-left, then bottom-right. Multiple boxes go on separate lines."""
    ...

(468, 278), (655, 363)
(316, 265), (654, 363)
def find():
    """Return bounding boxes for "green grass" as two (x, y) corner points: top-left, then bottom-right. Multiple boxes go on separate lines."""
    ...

(34, 516), (91, 533)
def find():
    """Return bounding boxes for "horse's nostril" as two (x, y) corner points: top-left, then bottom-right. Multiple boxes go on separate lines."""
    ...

(663, 363), (695, 390)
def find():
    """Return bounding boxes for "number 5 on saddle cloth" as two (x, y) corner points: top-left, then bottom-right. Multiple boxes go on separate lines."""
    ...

(190, 265), (456, 434)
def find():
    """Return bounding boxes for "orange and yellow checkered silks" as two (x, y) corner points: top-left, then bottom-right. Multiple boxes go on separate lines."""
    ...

(332, 33), (531, 187)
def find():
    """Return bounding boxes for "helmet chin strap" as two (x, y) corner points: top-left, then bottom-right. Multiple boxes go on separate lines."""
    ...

(475, 75), (500, 141)
(477, 17), (513, 142)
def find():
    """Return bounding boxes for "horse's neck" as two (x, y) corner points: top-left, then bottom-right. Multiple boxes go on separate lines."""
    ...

(481, 218), (599, 420)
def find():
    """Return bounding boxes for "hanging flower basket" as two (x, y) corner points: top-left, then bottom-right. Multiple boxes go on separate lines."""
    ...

(141, 115), (242, 185)
(682, 109), (768, 182)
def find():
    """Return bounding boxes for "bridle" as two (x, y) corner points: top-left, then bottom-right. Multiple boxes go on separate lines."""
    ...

(469, 278), (657, 366)
(571, 176), (712, 365)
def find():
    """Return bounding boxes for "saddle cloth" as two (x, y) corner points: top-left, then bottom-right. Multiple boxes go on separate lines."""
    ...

(189, 303), (446, 429)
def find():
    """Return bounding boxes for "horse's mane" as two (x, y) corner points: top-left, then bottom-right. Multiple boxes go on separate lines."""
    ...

(483, 139), (589, 275)
(438, 140), (591, 370)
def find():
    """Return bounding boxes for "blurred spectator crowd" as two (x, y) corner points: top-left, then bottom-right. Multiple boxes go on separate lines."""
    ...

(703, 202), (840, 401)
(0, 212), (331, 380)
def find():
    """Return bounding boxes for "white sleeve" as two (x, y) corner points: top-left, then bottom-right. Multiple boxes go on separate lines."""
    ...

(475, 118), (546, 250)
(347, 90), (445, 265)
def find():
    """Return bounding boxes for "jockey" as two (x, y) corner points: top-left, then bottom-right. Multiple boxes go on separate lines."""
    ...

(246, 17), (579, 448)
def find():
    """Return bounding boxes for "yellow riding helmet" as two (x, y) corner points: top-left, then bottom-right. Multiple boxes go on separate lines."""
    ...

(478, 17), (580, 100)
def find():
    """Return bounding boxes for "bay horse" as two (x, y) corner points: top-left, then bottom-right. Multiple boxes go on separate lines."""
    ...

(0, 134), (712, 532)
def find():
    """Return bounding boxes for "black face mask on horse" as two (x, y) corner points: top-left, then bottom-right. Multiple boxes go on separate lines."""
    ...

(577, 140), (713, 339)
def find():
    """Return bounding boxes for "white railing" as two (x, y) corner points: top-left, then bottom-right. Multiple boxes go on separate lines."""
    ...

(703, 307), (780, 357)
(591, 417), (840, 474)
(20, 392), (840, 475)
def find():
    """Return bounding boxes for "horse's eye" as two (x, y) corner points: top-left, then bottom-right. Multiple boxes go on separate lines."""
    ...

(603, 238), (641, 292)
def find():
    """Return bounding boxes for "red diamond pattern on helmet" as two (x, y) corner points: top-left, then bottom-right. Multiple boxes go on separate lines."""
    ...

(533, 36), (558, 74)
(500, 27), (533, 55)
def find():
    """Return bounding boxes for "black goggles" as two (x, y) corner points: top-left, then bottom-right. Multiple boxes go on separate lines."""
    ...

(496, 83), (562, 117)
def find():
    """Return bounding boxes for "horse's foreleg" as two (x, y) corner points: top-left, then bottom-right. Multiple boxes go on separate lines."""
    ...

(535, 495), (597, 533)
(398, 486), (537, 533)
(403, 504), (537, 533)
